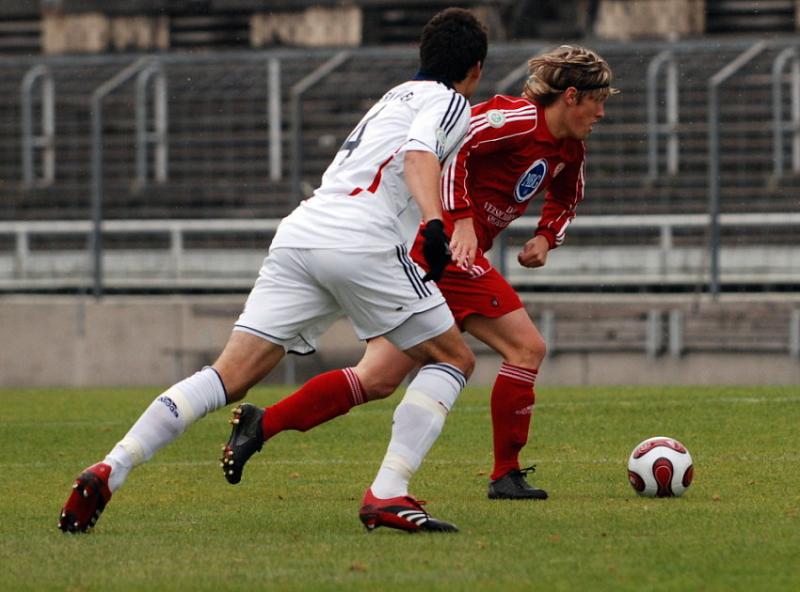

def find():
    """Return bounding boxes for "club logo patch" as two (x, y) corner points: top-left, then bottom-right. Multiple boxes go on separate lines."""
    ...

(435, 127), (447, 158)
(486, 109), (506, 128)
(514, 159), (548, 203)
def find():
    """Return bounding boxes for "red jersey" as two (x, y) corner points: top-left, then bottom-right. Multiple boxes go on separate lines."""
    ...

(435, 94), (585, 277)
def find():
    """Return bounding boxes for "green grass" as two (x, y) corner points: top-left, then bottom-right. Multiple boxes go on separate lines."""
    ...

(1, 386), (799, 591)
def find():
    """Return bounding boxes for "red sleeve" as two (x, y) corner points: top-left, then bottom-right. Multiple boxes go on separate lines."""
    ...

(535, 145), (585, 249)
(442, 98), (538, 219)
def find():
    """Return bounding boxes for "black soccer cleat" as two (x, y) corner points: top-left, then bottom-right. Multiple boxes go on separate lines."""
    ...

(221, 403), (265, 485)
(488, 466), (548, 500)
(359, 488), (458, 533)
(58, 462), (113, 533)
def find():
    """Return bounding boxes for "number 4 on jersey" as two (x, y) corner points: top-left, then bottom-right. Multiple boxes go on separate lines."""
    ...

(338, 105), (386, 164)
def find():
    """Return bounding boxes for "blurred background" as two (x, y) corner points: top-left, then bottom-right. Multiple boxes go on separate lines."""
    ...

(1, 0), (799, 387)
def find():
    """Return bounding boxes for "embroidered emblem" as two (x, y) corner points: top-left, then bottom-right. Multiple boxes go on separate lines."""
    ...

(486, 109), (506, 128)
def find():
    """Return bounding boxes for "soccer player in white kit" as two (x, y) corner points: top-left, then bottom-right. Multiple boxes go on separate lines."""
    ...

(59, 8), (488, 534)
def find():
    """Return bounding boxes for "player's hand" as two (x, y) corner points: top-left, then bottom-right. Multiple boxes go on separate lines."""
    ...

(449, 217), (478, 270)
(517, 235), (550, 268)
(421, 219), (450, 282)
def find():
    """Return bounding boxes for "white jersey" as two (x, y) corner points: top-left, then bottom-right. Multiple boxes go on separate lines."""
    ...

(272, 79), (471, 251)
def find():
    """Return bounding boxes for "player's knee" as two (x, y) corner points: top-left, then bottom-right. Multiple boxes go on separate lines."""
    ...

(527, 334), (547, 365)
(360, 374), (403, 401)
(507, 334), (546, 368)
(452, 345), (476, 379)
(210, 365), (251, 403)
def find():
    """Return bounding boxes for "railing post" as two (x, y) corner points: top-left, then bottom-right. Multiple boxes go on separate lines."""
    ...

(668, 309), (684, 357)
(646, 50), (679, 181)
(14, 228), (29, 279)
(290, 51), (351, 202)
(772, 47), (800, 180)
(136, 60), (168, 186)
(707, 41), (767, 298)
(170, 225), (183, 279)
(21, 65), (55, 186)
(91, 57), (154, 299)
(540, 310), (556, 358)
(646, 309), (664, 358)
(659, 223), (672, 278)
(268, 57), (282, 181)
(790, 309), (800, 359)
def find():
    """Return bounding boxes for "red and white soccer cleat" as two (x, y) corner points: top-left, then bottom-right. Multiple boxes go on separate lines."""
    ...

(58, 462), (113, 533)
(358, 488), (458, 533)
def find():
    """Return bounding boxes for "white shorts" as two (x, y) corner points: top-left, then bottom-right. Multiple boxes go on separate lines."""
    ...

(234, 245), (453, 354)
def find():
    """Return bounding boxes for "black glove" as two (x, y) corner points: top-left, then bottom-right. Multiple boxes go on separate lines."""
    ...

(420, 219), (450, 283)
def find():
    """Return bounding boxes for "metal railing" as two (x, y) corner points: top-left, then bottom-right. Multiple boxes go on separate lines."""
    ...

(1, 213), (798, 292)
(91, 56), (156, 298)
(646, 49), (679, 180)
(289, 50), (351, 201)
(135, 59), (168, 185)
(6, 39), (800, 299)
(20, 64), (55, 186)
(707, 40), (768, 297)
(772, 46), (800, 180)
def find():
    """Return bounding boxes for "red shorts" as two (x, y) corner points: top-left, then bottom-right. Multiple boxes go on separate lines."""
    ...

(436, 265), (524, 329)
(410, 234), (524, 328)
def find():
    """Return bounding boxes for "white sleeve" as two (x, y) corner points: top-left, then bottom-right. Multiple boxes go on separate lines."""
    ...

(401, 91), (470, 162)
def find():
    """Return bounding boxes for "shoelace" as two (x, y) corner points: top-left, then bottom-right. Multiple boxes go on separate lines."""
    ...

(519, 465), (537, 476)
(403, 496), (430, 514)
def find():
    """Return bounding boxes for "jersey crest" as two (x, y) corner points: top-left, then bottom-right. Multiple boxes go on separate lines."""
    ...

(486, 109), (506, 128)
(435, 127), (447, 159)
(514, 159), (548, 203)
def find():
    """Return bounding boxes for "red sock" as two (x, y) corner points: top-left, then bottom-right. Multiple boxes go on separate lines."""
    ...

(490, 363), (538, 480)
(261, 368), (365, 440)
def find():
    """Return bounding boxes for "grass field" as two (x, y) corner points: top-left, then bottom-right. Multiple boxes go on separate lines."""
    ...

(2, 385), (799, 591)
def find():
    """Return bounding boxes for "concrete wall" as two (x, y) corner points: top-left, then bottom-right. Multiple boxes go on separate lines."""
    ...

(2, 295), (799, 388)
(595, 0), (706, 41)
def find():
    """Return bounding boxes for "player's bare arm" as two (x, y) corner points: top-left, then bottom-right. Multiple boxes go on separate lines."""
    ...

(517, 234), (550, 268)
(404, 150), (444, 222)
(450, 216), (478, 269)
(405, 149), (452, 281)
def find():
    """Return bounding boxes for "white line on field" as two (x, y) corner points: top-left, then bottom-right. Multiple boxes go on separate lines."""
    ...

(2, 395), (797, 428)
(8, 454), (800, 470)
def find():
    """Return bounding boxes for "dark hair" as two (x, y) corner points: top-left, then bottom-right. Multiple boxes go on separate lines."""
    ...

(419, 8), (488, 83)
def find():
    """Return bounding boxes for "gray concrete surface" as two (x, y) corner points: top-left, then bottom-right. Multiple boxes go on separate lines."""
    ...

(1, 295), (799, 388)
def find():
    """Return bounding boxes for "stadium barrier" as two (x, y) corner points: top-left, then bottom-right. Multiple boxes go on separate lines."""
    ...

(2, 213), (798, 291)
(1, 293), (798, 388)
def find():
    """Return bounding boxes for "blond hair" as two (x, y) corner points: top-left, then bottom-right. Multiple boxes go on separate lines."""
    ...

(522, 45), (619, 106)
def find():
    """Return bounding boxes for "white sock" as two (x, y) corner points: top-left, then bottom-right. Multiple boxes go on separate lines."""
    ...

(370, 363), (466, 499)
(103, 367), (227, 492)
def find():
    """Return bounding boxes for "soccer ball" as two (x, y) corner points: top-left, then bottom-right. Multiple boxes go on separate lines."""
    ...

(627, 436), (694, 497)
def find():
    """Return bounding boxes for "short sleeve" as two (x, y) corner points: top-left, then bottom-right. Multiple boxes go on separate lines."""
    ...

(401, 90), (470, 162)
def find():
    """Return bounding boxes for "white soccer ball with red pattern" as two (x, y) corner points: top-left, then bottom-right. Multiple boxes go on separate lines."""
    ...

(627, 436), (694, 497)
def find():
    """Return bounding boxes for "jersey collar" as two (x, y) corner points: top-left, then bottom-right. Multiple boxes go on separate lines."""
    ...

(412, 70), (454, 89)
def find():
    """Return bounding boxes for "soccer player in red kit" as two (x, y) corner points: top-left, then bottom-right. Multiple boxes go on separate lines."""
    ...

(408, 44), (617, 498)
(225, 45), (617, 506)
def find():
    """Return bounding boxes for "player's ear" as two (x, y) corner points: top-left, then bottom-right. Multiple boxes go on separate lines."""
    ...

(564, 87), (579, 106)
